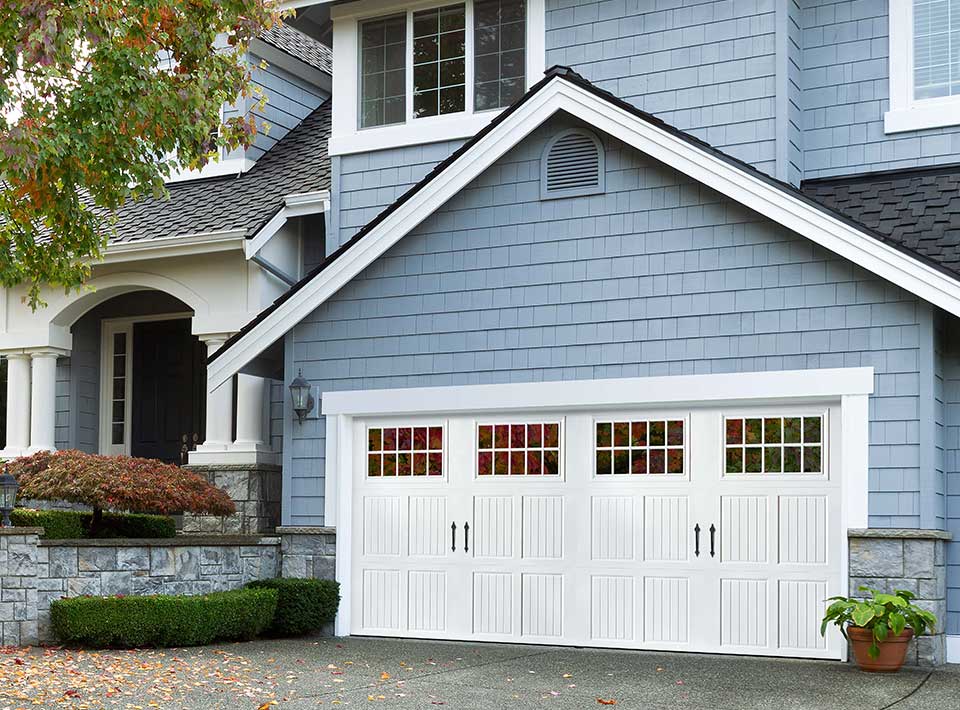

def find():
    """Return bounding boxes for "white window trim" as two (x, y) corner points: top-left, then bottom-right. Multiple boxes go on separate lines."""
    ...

(97, 312), (193, 456)
(886, 0), (960, 133)
(330, 0), (545, 156)
(324, 367), (873, 640)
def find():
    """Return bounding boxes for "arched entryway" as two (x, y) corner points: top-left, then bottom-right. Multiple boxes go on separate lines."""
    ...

(69, 291), (206, 464)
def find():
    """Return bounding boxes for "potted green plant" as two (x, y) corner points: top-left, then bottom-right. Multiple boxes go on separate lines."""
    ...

(820, 586), (937, 672)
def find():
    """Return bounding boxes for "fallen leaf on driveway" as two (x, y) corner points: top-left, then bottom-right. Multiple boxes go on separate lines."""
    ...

(597, 699), (617, 705)
(380, 672), (391, 680)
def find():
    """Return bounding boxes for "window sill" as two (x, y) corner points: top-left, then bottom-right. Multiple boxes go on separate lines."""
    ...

(328, 110), (503, 156)
(884, 102), (960, 134)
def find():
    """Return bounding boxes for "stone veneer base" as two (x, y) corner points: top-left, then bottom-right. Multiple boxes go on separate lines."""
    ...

(848, 528), (951, 667)
(182, 464), (282, 534)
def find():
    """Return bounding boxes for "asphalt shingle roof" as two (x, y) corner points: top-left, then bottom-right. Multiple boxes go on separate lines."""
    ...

(258, 24), (332, 74)
(801, 165), (960, 278)
(109, 100), (331, 244)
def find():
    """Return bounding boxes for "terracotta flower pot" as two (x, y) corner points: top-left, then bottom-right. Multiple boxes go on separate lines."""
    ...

(848, 625), (914, 672)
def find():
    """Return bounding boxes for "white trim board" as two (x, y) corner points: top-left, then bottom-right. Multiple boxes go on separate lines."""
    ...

(207, 73), (960, 391)
(322, 367), (875, 416)
(947, 634), (960, 663)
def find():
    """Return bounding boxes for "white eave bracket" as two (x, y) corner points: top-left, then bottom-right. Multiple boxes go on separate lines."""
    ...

(245, 189), (330, 259)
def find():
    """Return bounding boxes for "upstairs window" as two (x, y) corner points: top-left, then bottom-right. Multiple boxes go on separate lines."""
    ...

(913, 0), (960, 100)
(413, 5), (466, 118)
(886, 0), (960, 132)
(360, 15), (407, 128)
(357, 0), (528, 129)
(474, 0), (526, 110)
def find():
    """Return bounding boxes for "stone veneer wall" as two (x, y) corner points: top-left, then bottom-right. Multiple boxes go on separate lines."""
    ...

(277, 527), (336, 581)
(35, 536), (281, 642)
(848, 529), (950, 667)
(0, 528), (43, 646)
(183, 464), (282, 534)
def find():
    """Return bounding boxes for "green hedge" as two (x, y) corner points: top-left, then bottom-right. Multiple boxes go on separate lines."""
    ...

(50, 588), (279, 648)
(247, 578), (340, 637)
(10, 508), (176, 539)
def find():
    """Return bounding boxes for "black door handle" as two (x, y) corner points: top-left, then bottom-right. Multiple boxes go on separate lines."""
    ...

(694, 524), (700, 557)
(464, 522), (470, 552)
(709, 524), (716, 558)
(451, 522), (457, 552)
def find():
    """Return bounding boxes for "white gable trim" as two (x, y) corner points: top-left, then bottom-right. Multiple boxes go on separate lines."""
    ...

(207, 75), (960, 391)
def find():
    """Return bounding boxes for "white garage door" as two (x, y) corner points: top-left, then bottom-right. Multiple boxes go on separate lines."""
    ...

(350, 405), (843, 659)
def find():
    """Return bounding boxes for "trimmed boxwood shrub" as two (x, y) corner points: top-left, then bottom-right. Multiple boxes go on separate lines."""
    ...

(10, 508), (85, 538)
(247, 578), (340, 636)
(10, 508), (176, 539)
(50, 588), (279, 648)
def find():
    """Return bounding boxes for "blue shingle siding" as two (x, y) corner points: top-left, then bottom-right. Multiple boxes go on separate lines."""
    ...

(288, 114), (931, 527)
(800, 0), (960, 178)
(334, 140), (465, 253)
(247, 55), (328, 161)
(545, 0), (778, 175)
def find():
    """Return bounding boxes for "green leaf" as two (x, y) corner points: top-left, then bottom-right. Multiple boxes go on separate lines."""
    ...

(852, 606), (876, 627)
(874, 620), (889, 643)
(889, 612), (906, 636)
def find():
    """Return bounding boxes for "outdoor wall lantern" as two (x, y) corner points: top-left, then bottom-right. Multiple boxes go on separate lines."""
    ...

(0, 468), (18, 527)
(289, 369), (315, 424)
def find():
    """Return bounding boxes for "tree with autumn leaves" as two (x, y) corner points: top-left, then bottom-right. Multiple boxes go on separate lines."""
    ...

(0, 0), (279, 308)
(7, 450), (235, 534)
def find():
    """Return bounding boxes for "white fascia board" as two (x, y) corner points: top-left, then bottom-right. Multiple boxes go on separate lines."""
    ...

(322, 368), (876, 416)
(101, 229), (247, 264)
(166, 158), (256, 184)
(207, 75), (960, 391)
(244, 190), (329, 258)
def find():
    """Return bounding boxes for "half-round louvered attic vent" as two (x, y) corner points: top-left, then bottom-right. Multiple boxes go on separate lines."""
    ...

(540, 129), (605, 200)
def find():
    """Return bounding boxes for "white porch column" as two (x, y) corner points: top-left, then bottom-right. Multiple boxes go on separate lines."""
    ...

(27, 351), (59, 453)
(0, 354), (31, 457)
(232, 373), (269, 454)
(192, 336), (234, 457)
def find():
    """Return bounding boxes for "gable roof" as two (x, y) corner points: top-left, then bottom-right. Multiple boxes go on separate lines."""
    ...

(258, 23), (333, 74)
(107, 101), (331, 245)
(802, 164), (960, 278)
(206, 66), (960, 390)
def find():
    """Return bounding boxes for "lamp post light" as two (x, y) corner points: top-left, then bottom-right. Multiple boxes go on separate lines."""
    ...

(289, 369), (315, 424)
(0, 468), (18, 527)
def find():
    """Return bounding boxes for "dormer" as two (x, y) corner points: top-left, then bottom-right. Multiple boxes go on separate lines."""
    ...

(322, 0), (544, 156)
(167, 23), (332, 183)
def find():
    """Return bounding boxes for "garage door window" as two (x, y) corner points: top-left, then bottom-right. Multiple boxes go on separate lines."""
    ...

(367, 425), (444, 476)
(595, 419), (684, 475)
(477, 422), (560, 475)
(724, 415), (822, 474)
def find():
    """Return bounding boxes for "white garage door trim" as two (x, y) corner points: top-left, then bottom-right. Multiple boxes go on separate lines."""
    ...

(324, 367), (874, 655)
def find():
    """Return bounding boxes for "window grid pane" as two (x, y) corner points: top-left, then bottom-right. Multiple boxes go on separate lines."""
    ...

(477, 422), (560, 475)
(360, 15), (407, 128)
(111, 333), (127, 446)
(595, 419), (684, 475)
(724, 415), (823, 474)
(914, 0), (960, 99)
(474, 0), (526, 110)
(413, 4), (466, 118)
(367, 426), (444, 477)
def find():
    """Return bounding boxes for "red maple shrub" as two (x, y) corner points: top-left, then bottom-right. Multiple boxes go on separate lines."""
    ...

(7, 450), (235, 533)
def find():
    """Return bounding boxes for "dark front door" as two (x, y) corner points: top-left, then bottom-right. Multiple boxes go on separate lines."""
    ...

(131, 319), (206, 464)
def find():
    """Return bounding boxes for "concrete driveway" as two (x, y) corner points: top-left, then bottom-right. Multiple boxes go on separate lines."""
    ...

(1, 636), (958, 709)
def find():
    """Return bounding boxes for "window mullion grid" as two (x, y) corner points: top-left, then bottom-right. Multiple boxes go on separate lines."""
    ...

(405, 9), (415, 122)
